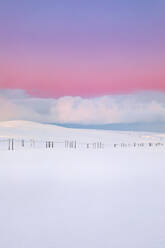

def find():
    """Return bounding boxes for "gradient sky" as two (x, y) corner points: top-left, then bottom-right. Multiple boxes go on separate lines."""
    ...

(0, 0), (165, 97)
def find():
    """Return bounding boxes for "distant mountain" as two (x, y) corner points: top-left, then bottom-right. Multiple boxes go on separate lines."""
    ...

(52, 122), (165, 133)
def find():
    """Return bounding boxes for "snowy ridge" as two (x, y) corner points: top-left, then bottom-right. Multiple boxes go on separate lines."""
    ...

(0, 120), (165, 151)
(1, 120), (165, 248)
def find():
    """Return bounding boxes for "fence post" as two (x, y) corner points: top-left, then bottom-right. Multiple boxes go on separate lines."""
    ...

(11, 139), (14, 151)
(8, 139), (11, 150)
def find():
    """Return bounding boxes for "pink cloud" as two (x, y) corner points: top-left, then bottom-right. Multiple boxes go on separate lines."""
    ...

(0, 89), (165, 124)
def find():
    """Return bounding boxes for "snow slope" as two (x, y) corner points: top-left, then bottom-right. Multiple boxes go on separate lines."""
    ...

(0, 120), (165, 146)
(0, 121), (165, 248)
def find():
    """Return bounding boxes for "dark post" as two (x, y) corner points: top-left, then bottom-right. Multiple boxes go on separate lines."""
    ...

(11, 139), (14, 151)
(70, 141), (73, 148)
(65, 140), (68, 148)
(8, 139), (11, 150)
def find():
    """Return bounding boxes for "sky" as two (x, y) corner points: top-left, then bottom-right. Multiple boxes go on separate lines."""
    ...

(0, 0), (165, 125)
(1, 89), (165, 126)
(0, 0), (165, 97)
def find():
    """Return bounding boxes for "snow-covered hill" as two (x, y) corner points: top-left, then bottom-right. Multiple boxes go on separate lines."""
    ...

(0, 120), (165, 248)
(0, 120), (165, 146)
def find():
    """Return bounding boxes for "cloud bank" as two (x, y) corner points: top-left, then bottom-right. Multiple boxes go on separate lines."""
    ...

(0, 89), (165, 125)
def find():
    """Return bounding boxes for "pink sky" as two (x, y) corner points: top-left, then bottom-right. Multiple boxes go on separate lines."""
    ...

(0, 0), (165, 97)
(1, 48), (165, 97)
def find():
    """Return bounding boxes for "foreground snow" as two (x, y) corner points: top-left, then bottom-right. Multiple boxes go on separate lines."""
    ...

(0, 121), (165, 248)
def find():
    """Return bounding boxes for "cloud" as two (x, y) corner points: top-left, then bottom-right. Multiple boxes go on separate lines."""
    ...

(0, 89), (165, 124)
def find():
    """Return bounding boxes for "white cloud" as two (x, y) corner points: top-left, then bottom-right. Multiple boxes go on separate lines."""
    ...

(0, 89), (165, 124)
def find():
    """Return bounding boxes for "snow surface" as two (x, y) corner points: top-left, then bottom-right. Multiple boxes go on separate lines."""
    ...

(0, 121), (165, 248)
(0, 120), (165, 149)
